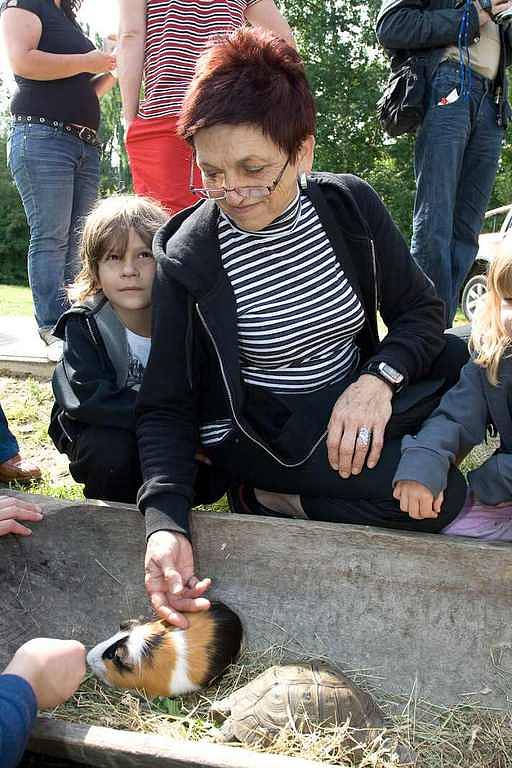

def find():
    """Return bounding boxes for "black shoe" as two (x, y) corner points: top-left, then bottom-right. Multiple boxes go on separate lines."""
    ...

(227, 484), (290, 519)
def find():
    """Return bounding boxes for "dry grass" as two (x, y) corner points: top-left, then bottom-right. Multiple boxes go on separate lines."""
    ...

(47, 646), (512, 767)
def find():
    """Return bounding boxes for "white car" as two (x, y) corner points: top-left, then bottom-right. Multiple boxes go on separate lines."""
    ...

(461, 203), (512, 321)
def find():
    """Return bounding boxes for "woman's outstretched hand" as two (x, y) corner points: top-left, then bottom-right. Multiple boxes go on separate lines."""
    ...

(144, 531), (211, 628)
(327, 374), (393, 477)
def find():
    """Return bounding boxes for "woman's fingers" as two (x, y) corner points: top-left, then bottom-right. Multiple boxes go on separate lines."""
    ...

(326, 416), (343, 470)
(149, 592), (190, 628)
(167, 595), (211, 613)
(338, 425), (358, 478)
(366, 422), (385, 469)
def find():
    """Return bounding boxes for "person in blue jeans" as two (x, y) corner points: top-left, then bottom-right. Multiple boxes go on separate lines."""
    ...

(0, 404), (40, 485)
(0, 0), (116, 361)
(1, 638), (85, 768)
(377, 0), (512, 327)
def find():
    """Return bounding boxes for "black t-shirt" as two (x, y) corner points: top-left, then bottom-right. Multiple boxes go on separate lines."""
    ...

(1, 0), (100, 130)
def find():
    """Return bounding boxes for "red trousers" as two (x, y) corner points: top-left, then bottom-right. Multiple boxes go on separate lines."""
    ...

(125, 115), (202, 215)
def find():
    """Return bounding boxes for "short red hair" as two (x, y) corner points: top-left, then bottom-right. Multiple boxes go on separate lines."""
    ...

(177, 27), (316, 163)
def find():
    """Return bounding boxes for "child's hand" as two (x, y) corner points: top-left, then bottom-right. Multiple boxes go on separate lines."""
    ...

(393, 480), (440, 519)
(0, 496), (44, 536)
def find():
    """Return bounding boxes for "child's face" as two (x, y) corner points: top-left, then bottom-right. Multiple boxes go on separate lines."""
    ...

(97, 228), (156, 318)
(501, 298), (512, 337)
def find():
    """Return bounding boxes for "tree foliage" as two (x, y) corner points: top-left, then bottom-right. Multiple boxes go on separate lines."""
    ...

(1, 0), (512, 285)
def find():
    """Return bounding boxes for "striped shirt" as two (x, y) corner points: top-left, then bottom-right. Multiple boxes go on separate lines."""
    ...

(139, 0), (259, 120)
(199, 192), (365, 447)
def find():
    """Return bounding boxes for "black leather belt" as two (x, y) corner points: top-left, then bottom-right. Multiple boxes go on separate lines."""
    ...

(12, 115), (102, 149)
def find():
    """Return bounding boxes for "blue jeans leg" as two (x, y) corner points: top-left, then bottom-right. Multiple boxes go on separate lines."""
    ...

(450, 94), (504, 315)
(411, 64), (503, 325)
(0, 404), (19, 464)
(7, 124), (100, 333)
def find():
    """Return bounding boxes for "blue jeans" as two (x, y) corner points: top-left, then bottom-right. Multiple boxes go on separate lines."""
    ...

(411, 61), (504, 325)
(0, 404), (19, 464)
(7, 123), (100, 333)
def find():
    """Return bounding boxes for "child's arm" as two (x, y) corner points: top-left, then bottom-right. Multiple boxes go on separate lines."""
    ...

(469, 454), (512, 506)
(53, 316), (138, 430)
(393, 360), (488, 509)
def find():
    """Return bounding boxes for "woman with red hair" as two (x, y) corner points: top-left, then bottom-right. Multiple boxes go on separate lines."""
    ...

(136, 27), (469, 628)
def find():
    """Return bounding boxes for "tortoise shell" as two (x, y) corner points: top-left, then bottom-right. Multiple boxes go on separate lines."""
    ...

(210, 661), (385, 746)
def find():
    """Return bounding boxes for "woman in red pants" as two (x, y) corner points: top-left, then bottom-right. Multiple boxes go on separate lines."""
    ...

(117, 0), (294, 214)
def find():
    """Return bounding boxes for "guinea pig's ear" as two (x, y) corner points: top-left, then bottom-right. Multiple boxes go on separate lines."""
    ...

(119, 619), (140, 632)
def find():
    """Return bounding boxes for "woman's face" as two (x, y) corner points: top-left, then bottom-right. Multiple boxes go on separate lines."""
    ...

(193, 123), (314, 231)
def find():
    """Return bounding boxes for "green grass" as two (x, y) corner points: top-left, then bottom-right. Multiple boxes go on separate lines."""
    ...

(0, 283), (33, 316)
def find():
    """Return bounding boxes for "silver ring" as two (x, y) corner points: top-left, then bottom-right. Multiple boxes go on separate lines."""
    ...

(356, 425), (372, 447)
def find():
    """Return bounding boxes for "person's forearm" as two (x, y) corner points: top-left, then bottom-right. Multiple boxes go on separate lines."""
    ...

(8, 50), (89, 80)
(92, 72), (117, 98)
(117, 35), (145, 125)
(245, 0), (296, 47)
(0, 675), (37, 768)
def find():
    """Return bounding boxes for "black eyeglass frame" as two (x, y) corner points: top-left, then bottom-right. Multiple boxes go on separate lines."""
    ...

(189, 157), (290, 200)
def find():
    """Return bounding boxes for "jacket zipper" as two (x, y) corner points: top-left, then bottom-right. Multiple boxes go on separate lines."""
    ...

(369, 238), (378, 316)
(196, 304), (327, 468)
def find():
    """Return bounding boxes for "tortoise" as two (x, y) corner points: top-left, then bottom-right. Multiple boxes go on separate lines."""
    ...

(210, 661), (386, 747)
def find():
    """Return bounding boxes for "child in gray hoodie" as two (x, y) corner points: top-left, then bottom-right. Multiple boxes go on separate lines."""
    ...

(394, 249), (512, 540)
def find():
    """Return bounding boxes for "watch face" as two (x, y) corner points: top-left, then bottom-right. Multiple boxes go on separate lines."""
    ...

(380, 363), (404, 384)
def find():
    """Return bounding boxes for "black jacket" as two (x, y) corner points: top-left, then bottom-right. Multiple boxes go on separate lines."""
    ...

(136, 173), (446, 538)
(49, 294), (139, 453)
(376, 0), (512, 126)
(394, 357), (512, 504)
(48, 293), (227, 506)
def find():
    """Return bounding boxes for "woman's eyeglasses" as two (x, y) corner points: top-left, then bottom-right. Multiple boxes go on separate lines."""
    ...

(190, 158), (290, 201)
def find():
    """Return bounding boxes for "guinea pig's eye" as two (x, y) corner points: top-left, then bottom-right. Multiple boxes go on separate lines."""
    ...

(103, 645), (117, 660)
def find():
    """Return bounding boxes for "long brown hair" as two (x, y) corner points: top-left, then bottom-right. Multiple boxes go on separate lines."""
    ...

(61, 1), (82, 22)
(470, 246), (512, 385)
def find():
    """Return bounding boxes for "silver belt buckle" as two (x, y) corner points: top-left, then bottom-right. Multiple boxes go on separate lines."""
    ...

(78, 126), (90, 140)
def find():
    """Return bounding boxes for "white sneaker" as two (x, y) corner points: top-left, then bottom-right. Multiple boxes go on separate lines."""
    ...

(46, 337), (63, 362)
(40, 330), (63, 362)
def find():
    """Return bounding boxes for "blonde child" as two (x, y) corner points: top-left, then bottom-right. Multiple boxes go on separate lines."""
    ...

(394, 248), (512, 539)
(48, 195), (167, 503)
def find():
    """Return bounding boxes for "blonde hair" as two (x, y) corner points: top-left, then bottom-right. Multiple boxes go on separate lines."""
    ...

(69, 195), (168, 303)
(470, 246), (512, 385)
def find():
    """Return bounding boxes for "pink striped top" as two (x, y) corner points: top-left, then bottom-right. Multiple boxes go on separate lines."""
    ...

(139, 0), (260, 119)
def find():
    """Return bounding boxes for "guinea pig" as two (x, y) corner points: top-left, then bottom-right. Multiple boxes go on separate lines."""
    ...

(86, 602), (243, 698)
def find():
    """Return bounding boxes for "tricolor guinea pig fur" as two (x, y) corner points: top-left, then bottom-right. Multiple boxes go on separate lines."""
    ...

(87, 602), (243, 697)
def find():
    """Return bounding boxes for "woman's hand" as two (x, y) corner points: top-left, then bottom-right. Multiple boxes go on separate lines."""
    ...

(82, 49), (117, 75)
(0, 496), (43, 536)
(393, 480), (443, 519)
(144, 531), (211, 628)
(327, 374), (393, 477)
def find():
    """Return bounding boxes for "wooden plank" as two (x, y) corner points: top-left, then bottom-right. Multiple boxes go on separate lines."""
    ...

(0, 496), (148, 667)
(191, 510), (512, 707)
(2, 491), (512, 710)
(29, 718), (336, 768)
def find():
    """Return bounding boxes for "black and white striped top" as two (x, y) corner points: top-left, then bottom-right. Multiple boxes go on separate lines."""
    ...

(199, 191), (365, 447)
(219, 191), (365, 392)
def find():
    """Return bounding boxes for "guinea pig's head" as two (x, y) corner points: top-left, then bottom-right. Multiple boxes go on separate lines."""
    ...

(86, 619), (180, 697)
